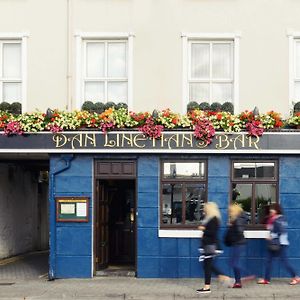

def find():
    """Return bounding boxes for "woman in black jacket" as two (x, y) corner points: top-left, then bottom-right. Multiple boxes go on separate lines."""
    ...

(197, 202), (232, 294)
(225, 204), (254, 288)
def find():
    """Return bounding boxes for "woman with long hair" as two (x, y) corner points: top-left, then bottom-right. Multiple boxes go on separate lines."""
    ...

(257, 203), (300, 285)
(197, 202), (232, 294)
(225, 204), (254, 288)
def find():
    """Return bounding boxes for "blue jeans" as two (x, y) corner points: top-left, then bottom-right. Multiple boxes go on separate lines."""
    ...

(229, 245), (246, 284)
(265, 245), (296, 281)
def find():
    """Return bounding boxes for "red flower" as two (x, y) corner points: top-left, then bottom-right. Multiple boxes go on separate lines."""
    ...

(216, 113), (222, 121)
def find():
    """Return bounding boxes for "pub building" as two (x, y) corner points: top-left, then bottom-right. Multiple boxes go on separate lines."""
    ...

(1, 130), (299, 279)
(2, 0), (300, 282)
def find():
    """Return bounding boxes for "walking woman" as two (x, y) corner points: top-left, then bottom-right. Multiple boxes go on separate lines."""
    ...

(257, 203), (300, 285)
(225, 204), (254, 288)
(197, 202), (232, 294)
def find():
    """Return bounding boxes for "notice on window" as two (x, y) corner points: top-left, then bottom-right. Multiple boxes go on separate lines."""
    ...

(76, 202), (87, 217)
(61, 203), (75, 214)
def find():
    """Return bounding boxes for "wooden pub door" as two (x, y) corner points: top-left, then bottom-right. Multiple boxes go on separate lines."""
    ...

(94, 160), (136, 272)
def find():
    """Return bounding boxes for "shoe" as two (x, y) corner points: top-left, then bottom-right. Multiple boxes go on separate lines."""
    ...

(232, 283), (242, 288)
(196, 288), (211, 294)
(257, 279), (270, 284)
(290, 277), (300, 285)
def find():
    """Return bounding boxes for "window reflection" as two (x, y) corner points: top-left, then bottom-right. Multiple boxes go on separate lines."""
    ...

(185, 184), (206, 225)
(232, 183), (252, 224)
(255, 184), (276, 224)
(163, 162), (205, 179)
(233, 162), (275, 179)
(162, 184), (183, 225)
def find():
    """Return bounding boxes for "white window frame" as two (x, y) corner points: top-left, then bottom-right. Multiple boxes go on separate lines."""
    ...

(182, 32), (240, 113)
(288, 31), (300, 108)
(0, 33), (28, 112)
(75, 32), (134, 110)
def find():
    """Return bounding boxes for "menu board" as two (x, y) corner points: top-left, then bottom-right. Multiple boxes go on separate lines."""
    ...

(56, 197), (89, 222)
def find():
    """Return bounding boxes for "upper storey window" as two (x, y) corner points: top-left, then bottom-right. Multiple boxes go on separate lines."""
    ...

(189, 40), (233, 103)
(0, 40), (22, 103)
(83, 40), (128, 103)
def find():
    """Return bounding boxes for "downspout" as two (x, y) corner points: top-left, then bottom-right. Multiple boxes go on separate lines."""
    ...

(66, 0), (73, 110)
(48, 154), (74, 280)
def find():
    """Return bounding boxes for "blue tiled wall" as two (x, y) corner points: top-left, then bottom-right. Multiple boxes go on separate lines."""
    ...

(137, 155), (300, 279)
(49, 155), (93, 278)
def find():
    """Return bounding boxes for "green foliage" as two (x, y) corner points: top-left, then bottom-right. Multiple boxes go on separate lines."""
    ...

(187, 101), (199, 112)
(104, 102), (116, 110)
(116, 102), (128, 110)
(294, 101), (300, 114)
(221, 102), (234, 114)
(0, 102), (11, 112)
(81, 101), (95, 112)
(210, 102), (222, 112)
(198, 102), (211, 111)
(10, 102), (22, 115)
(94, 102), (105, 114)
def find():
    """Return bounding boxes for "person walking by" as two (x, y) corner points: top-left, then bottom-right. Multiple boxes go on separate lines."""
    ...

(257, 203), (300, 285)
(197, 202), (232, 294)
(224, 204), (254, 288)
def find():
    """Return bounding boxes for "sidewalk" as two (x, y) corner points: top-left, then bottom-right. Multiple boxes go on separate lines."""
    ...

(0, 277), (299, 300)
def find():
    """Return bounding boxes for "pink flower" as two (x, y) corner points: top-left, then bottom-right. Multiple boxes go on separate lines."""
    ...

(49, 124), (63, 133)
(193, 118), (215, 145)
(4, 121), (24, 136)
(139, 117), (164, 138)
(246, 121), (264, 136)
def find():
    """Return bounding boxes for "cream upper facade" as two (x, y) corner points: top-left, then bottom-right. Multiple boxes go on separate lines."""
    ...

(1, 0), (300, 116)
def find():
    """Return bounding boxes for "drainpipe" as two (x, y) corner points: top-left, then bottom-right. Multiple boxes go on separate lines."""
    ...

(66, 0), (73, 111)
(48, 154), (74, 280)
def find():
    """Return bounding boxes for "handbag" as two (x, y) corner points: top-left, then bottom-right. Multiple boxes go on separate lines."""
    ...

(203, 244), (217, 255)
(267, 238), (281, 252)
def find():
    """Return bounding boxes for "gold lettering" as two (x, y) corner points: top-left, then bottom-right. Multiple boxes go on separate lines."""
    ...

(247, 135), (260, 150)
(53, 134), (68, 148)
(167, 134), (180, 149)
(104, 134), (117, 147)
(121, 133), (133, 147)
(215, 134), (230, 150)
(71, 134), (83, 149)
(195, 139), (208, 148)
(233, 134), (245, 150)
(181, 133), (193, 147)
(133, 134), (147, 148)
(84, 134), (96, 147)
(160, 133), (165, 148)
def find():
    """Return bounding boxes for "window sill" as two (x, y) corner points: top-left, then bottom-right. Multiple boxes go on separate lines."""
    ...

(158, 229), (270, 239)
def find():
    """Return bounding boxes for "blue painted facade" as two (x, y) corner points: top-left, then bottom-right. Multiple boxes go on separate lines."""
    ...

(49, 154), (300, 279)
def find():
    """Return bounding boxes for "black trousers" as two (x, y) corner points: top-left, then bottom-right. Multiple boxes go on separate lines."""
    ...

(203, 257), (222, 285)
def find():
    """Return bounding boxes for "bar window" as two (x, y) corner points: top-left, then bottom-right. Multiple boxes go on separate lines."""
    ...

(231, 160), (278, 226)
(161, 161), (207, 227)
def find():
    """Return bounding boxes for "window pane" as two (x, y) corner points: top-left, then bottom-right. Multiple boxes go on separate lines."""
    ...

(212, 43), (232, 79)
(212, 83), (232, 103)
(108, 42), (127, 78)
(3, 43), (21, 78)
(255, 184), (277, 224)
(107, 81), (127, 102)
(232, 183), (252, 224)
(185, 183), (206, 225)
(86, 42), (105, 77)
(294, 82), (300, 100)
(163, 162), (205, 179)
(3, 82), (21, 103)
(84, 81), (104, 102)
(162, 184), (183, 225)
(191, 43), (210, 79)
(189, 83), (209, 102)
(233, 162), (275, 179)
(295, 42), (300, 78)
